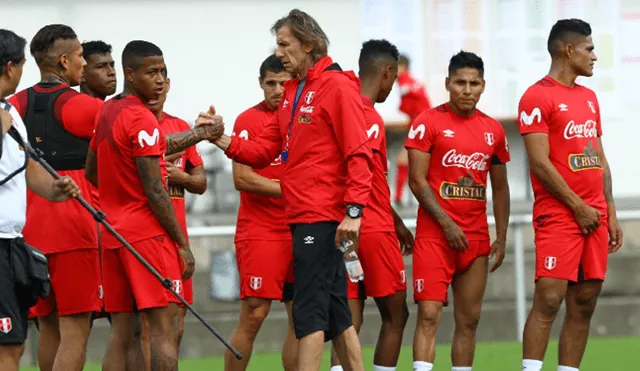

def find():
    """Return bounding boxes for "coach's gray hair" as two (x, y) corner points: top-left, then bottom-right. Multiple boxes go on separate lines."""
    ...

(271, 9), (329, 62)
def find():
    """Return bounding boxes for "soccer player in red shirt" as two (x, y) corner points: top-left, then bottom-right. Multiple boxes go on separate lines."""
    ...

(224, 54), (297, 371)
(80, 40), (117, 327)
(150, 68), (206, 348)
(394, 54), (431, 206)
(405, 51), (511, 371)
(8, 24), (104, 371)
(518, 19), (623, 371)
(86, 40), (223, 371)
(211, 9), (372, 371)
(329, 39), (414, 371)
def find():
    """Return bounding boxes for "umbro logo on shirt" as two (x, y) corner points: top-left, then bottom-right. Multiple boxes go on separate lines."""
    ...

(303, 236), (314, 244)
(443, 129), (454, 138)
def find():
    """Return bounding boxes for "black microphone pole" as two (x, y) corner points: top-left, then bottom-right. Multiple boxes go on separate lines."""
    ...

(13, 127), (242, 360)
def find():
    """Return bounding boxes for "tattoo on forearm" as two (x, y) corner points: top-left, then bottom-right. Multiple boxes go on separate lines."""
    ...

(604, 164), (613, 202)
(136, 157), (186, 247)
(417, 185), (451, 226)
(165, 129), (201, 155)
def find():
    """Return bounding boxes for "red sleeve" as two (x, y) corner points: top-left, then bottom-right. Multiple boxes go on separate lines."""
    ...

(518, 88), (552, 135)
(57, 92), (103, 139)
(326, 81), (373, 207)
(232, 110), (257, 141)
(186, 146), (204, 168)
(404, 111), (437, 152)
(493, 125), (511, 164)
(364, 109), (384, 153)
(225, 111), (283, 168)
(125, 108), (164, 157)
(6, 93), (26, 118)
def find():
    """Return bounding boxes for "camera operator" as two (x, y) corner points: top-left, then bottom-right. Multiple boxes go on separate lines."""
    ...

(0, 29), (80, 371)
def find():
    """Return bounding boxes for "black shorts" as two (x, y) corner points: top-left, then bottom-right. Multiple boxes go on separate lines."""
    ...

(291, 222), (351, 341)
(0, 238), (29, 345)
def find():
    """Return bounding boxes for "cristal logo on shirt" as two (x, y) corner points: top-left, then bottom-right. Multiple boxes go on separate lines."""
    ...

(439, 173), (486, 201)
(441, 149), (490, 171)
(564, 120), (597, 140)
(568, 140), (602, 172)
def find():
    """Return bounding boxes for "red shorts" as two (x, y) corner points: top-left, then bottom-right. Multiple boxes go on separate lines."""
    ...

(102, 235), (183, 312)
(348, 232), (407, 300)
(412, 238), (490, 305)
(534, 218), (608, 281)
(30, 249), (102, 317)
(236, 239), (294, 301)
(183, 278), (193, 305)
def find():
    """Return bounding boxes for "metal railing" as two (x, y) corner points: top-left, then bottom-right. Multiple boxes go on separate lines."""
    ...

(186, 209), (640, 342)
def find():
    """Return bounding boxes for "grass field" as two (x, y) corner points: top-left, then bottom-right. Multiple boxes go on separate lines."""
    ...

(19, 336), (640, 370)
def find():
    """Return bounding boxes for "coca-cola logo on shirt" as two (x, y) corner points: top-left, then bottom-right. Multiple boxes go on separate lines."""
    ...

(441, 149), (490, 171)
(564, 120), (598, 140)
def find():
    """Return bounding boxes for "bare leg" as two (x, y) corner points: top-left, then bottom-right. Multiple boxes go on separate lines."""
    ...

(413, 301), (443, 364)
(125, 314), (146, 371)
(297, 331), (325, 371)
(51, 312), (92, 371)
(143, 304), (180, 371)
(224, 297), (272, 371)
(522, 277), (568, 361)
(282, 300), (299, 371)
(103, 312), (139, 371)
(373, 291), (409, 367)
(0, 344), (25, 371)
(558, 280), (602, 368)
(451, 257), (488, 366)
(331, 325), (364, 371)
(330, 298), (364, 368)
(36, 312), (60, 371)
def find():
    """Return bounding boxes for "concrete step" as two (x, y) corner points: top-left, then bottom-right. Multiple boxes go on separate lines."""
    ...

(20, 296), (640, 365)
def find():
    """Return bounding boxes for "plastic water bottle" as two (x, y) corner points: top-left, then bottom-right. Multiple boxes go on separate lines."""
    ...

(339, 240), (364, 283)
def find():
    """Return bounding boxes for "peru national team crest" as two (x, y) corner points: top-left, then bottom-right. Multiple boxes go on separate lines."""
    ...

(304, 91), (315, 104)
(414, 279), (424, 293)
(250, 276), (263, 291)
(587, 100), (596, 114)
(400, 270), (406, 284)
(544, 256), (557, 270)
(484, 132), (495, 146)
(0, 317), (12, 334)
(172, 280), (183, 294)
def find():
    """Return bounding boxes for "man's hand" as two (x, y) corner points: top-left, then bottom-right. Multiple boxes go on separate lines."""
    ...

(608, 214), (623, 253)
(52, 176), (80, 200)
(442, 220), (469, 251)
(335, 216), (362, 249)
(166, 162), (187, 184)
(1, 108), (13, 136)
(395, 222), (415, 255)
(489, 239), (506, 272)
(179, 247), (195, 280)
(573, 202), (601, 235)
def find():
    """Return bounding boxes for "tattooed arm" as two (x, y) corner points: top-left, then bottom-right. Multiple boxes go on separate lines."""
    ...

(136, 156), (188, 247)
(165, 120), (224, 155)
(596, 137), (623, 251)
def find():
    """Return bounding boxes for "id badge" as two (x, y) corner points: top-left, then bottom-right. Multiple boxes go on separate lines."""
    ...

(281, 150), (288, 162)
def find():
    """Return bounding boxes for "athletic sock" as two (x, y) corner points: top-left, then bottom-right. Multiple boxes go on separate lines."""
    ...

(330, 366), (344, 371)
(373, 365), (396, 371)
(557, 366), (579, 371)
(522, 359), (543, 371)
(452, 367), (472, 371)
(413, 361), (433, 371)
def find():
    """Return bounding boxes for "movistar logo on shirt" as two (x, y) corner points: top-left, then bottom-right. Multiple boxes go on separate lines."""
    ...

(137, 128), (160, 148)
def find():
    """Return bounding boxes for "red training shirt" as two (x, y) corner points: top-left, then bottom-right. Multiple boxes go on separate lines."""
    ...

(405, 103), (510, 241)
(90, 94), (169, 249)
(9, 83), (103, 253)
(232, 101), (290, 242)
(159, 113), (204, 238)
(225, 56), (374, 225)
(361, 96), (395, 235)
(518, 76), (606, 230)
(397, 71), (431, 123)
